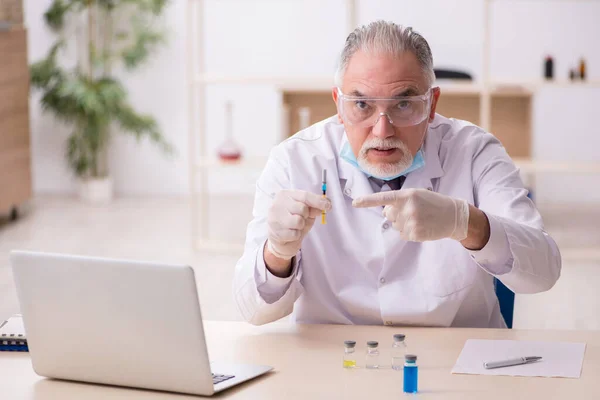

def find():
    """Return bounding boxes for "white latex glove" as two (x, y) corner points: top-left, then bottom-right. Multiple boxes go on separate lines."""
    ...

(352, 188), (470, 242)
(267, 189), (332, 260)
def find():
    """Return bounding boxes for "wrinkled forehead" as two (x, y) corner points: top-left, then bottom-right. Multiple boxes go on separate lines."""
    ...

(342, 50), (429, 97)
(345, 86), (423, 98)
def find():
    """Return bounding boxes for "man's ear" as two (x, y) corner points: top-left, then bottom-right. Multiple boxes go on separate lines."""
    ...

(429, 86), (441, 122)
(332, 87), (343, 124)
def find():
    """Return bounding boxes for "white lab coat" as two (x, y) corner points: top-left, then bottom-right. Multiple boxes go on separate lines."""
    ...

(233, 114), (561, 328)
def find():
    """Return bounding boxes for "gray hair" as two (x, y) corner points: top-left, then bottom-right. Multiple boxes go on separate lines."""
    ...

(334, 21), (435, 88)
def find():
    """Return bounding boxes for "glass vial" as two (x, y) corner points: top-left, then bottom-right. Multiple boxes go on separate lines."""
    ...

(544, 56), (553, 80)
(342, 340), (357, 368)
(391, 333), (407, 370)
(365, 341), (380, 369)
(403, 354), (419, 394)
(579, 58), (586, 81)
(217, 101), (242, 162)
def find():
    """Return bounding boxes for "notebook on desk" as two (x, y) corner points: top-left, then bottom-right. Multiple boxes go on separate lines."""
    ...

(0, 314), (28, 352)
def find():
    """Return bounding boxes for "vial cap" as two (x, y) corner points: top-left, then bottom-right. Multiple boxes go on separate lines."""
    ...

(393, 334), (406, 342)
(344, 340), (356, 348)
(367, 341), (379, 348)
(405, 354), (417, 362)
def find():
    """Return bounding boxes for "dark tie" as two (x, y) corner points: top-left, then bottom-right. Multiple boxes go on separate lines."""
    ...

(386, 176), (406, 191)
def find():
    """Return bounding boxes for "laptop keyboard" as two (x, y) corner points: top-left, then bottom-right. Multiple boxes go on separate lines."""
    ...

(212, 373), (235, 385)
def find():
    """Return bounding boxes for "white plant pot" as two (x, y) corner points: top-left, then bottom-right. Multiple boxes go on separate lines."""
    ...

(78, 177), (113, 204)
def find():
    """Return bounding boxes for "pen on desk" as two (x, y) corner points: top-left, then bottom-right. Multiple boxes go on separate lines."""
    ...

(483, 356), (542, 369)
(321, 169), (327, 224)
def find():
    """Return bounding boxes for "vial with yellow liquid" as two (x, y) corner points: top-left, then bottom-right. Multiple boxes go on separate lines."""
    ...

(343, 340), (357, 368)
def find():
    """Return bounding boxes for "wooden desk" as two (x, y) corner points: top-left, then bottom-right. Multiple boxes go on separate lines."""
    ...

(1, 321), (599, 399)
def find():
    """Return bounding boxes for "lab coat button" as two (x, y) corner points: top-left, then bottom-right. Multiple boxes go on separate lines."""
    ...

(344, 188), (352, 196)
(380, 277), (386, 284)
(382, 223), (390, 230)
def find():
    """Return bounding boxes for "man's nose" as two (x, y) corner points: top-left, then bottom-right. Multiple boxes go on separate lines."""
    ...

(371, 112), (395, 139)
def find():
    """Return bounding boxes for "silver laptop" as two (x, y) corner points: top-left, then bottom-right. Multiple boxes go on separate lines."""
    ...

(10, 250), (272, 396)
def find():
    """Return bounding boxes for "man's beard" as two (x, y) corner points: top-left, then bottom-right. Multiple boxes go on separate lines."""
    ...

(357, 136), (413, 179)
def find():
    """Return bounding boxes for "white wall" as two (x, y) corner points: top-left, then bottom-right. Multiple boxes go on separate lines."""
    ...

(25, 0), (189, 196)
(26, 0), (600, 200)
(204, 0), (348, 78)
(358, 0), (485, 80)
(532, 86), (600, 204)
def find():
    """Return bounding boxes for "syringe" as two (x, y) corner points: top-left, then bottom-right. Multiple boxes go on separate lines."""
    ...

(321, 169), (327, 224)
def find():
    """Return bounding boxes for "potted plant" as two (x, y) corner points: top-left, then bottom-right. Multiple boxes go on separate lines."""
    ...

(30, 0), (173, 203)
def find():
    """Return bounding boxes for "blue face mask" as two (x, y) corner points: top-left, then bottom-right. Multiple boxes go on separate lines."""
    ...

(339, 139), (426, 181)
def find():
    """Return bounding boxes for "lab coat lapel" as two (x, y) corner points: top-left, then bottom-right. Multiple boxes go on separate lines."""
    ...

(336, 135), (380, 217)
(337, 158), (382, 217)
(402, 128), (445, 191)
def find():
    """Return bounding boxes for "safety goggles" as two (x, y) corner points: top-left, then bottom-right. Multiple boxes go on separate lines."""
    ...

(336, 87), (434, 128)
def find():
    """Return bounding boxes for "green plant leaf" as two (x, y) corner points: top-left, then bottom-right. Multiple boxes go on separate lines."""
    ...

(115, 31), (129, 41)
(30, 41), (65, 89)
(121, 22), (166, 70)
(39, 77), (80, 123)
(67, 132), (90, 177)
(148, 0), (169, 15)
(57, 78), (101, 116)
(95, 77), (127, 112)
(114, 104), (173, 155)
(120, 0), (169, 15)
(44, 0), (74, 31)
(97, 0), (118, 10)
(30, 59), (61, 89)
(30, 60), (53, 88)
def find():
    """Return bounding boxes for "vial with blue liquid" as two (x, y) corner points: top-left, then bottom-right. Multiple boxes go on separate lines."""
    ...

(403, 354), (418, 394)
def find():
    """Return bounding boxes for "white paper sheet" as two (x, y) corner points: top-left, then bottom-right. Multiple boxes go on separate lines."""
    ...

(452, 339), (586, 378)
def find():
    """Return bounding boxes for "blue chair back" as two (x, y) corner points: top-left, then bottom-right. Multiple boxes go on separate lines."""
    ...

(494, 278), (515, 328)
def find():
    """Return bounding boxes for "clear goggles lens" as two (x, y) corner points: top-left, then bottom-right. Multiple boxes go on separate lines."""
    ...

(337, 88), (433, 128)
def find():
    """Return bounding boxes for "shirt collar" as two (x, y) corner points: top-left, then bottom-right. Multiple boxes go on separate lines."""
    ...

(369, 175), (406, 191)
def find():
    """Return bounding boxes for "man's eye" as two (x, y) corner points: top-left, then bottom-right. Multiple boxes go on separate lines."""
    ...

(355, 101), (369, 110)
(397, 100), (411, 110)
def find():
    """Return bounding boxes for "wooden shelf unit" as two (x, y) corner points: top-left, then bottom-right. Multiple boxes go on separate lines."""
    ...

(0, 25), (32, 215)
